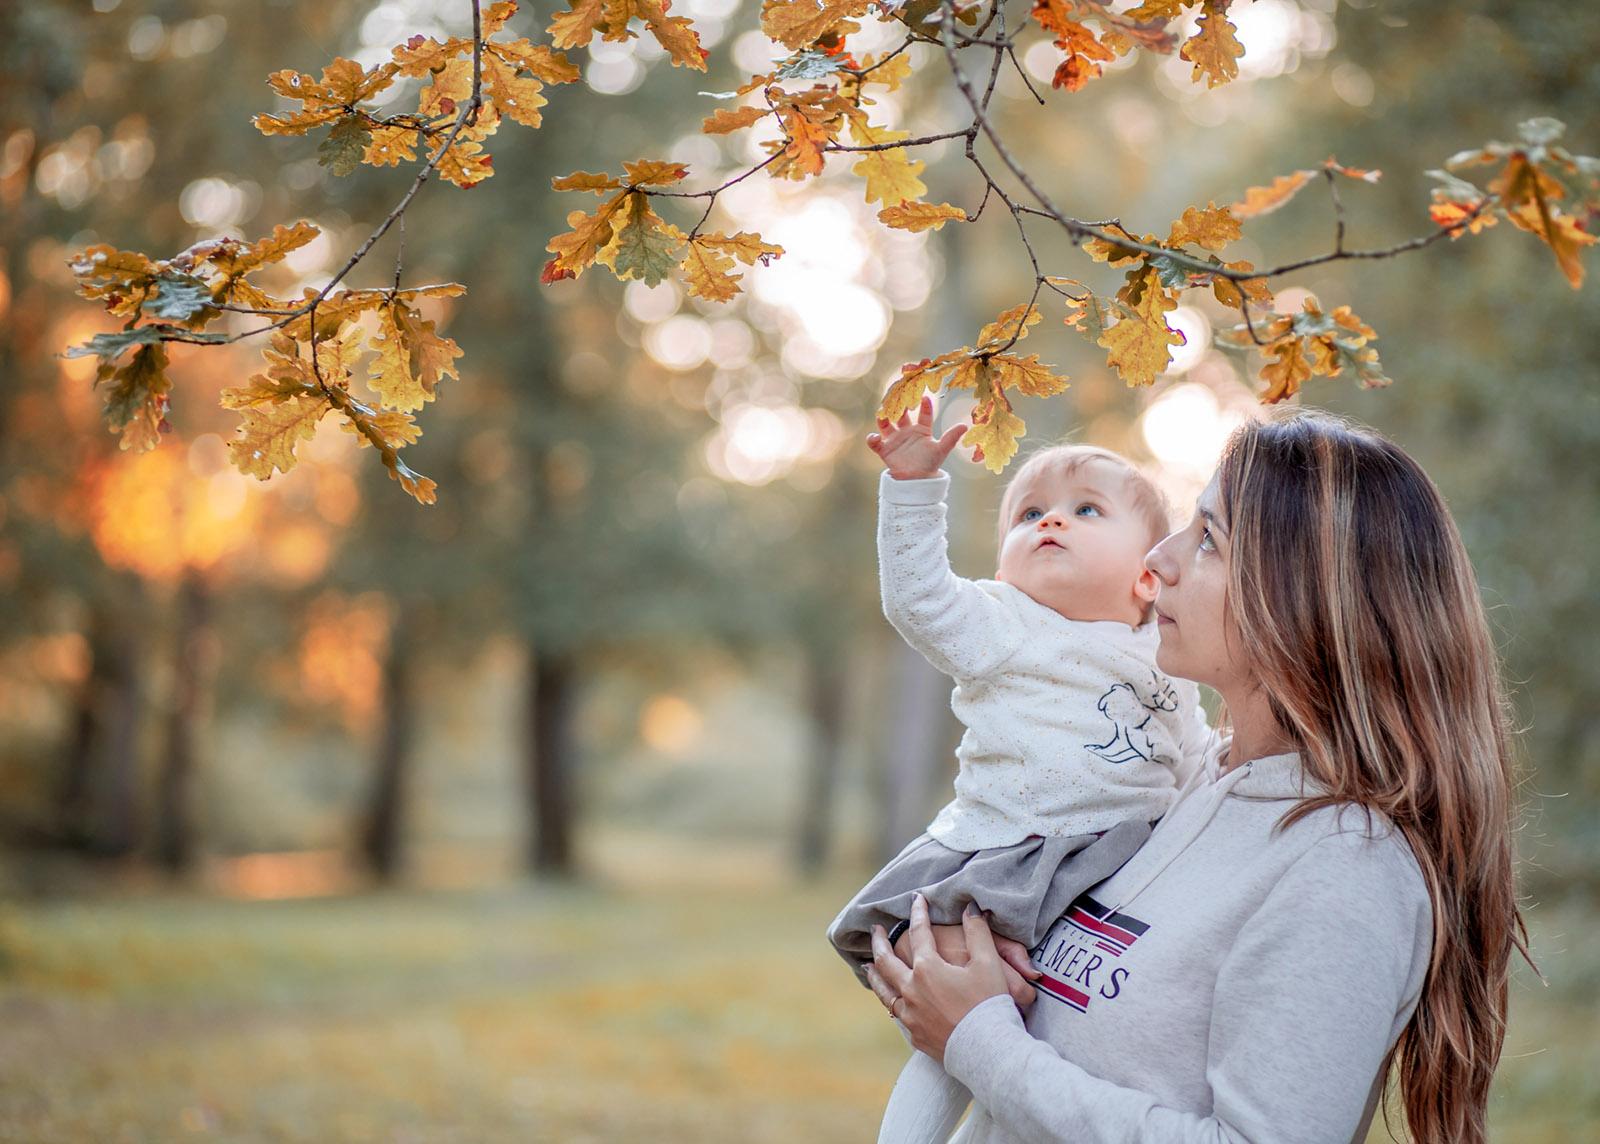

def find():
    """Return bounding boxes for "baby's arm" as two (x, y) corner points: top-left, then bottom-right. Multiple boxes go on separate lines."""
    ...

(870, 397), (1022, 680)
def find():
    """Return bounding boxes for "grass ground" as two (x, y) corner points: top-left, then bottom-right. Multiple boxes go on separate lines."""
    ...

(0, 862), (1595, 1142)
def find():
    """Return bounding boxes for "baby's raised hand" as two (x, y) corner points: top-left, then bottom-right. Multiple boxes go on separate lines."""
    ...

(867, 394), (968, 480)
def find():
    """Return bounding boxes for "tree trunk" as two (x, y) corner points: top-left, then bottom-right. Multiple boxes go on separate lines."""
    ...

(61, 602), (145, 858)
(795, 639), (849, 876)
(524, 648), (577, 876)
(359, 599), (415, 882)
(55, 608), (110, 849)
(154, 571), (210, 874)
(876, 640), (953, 863)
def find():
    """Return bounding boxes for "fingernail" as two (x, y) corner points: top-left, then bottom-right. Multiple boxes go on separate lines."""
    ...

(962, 902), (979, 918)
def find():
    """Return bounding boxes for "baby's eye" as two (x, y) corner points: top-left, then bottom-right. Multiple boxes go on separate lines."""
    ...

(1074, 503), (1102, 518)
(1020, 507), (1043, 522)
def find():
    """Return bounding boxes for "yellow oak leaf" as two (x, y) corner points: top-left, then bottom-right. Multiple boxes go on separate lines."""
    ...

(878, 201), (968, 232)
(977, 302), (1043, 349)
(67, 245), (161, 319)
(878, 350), (969, 422)
(363, 125), (419, 167)
(634, 0), (708, 69)
(1180, 0), (1244, 88)
(1083, 225), (1153, 266)
(702, 105), (769, 135)
(341, 409), (422, 451)
(552, 170), (625, 193)
(488, 38), (582, 86)
(256, 58), (397, 136)
(961, 367), (1026, 474)
(548, 0), (608, 50)
(1209, 259), (1274, 308)
(991, 353), (1070, 399)
(1166, 202), (1242, 251)
(1259, 337), (1311, 403)
(761, 0), (875, 51)
(480, 53), (550, 128)
(621, 158), (690, 187)
(1507, 200), (1596, 289)
(549, 0), (706, 69)
(679, 231), (782, 303)
(97, 342), (172, 453)
(1230, 169), (1315, 219)
(228, 392), (330, 479)
(681, 240), (741, 303)
(847, 113), (926, 207)
(858, 51), (913, 92)
(545, 191), (629, 276)
(1097, 266), (1185, 387)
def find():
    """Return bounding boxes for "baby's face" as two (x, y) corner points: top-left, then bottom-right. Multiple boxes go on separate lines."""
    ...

(995, 459), (1158, 627)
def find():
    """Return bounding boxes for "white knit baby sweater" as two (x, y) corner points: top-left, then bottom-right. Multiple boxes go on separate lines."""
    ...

(879, 470), (1209, 851)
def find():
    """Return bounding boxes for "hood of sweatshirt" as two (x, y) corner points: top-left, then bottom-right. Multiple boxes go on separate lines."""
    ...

(1105, 742), (1320, 914)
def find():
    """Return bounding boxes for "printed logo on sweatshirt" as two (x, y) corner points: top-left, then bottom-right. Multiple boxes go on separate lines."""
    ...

(1028, 894), (1150, 1014)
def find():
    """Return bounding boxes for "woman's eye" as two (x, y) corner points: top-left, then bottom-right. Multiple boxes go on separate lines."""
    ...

(1199, 527), (1216, 552)
(1075, 504), (1101, 517)
(1020, 508), (1042, 522)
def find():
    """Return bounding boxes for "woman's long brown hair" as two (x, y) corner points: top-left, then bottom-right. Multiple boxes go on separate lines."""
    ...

(1216, 412), (1530, 1144)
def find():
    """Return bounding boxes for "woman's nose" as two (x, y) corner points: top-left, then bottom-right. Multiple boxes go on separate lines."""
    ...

(1145, 532), (1178, 582)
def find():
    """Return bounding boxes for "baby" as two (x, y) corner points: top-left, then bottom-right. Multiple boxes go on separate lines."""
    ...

(827, 395), (1208, 1144)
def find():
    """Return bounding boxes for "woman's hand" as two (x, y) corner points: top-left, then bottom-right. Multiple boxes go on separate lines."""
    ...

(866, 894), (1016, 1064)
(896, 922), (1041, 1009)
(867, 394), (967, 480)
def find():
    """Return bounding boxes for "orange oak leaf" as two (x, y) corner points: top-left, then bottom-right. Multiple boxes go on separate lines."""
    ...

(878, 201), (968, 232)
(761, 0), (875, 52)
(702, 105), (770, 135)
(1180, 0), (1244, 88)
(1165, 202), (1242, 251)
(1230, 169), (1316, 219)
(1259, 337), (1311, 403)
(1506, 201), (1596, 289)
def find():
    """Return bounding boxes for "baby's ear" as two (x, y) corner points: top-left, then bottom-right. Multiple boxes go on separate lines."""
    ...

(1133, 567), (1159, 604)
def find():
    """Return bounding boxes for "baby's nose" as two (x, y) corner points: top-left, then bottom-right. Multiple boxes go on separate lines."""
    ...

(1038, 514), (1066, 529)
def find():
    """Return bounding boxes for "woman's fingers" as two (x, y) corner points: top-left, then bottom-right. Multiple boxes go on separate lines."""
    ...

(904, 892), (942, 966)
(865, 963), (899, 1012)
(998, 961), (1038, 1009)
(993, 936), (1043, 981)
(870, 923), (914, 992)
(961, 903), (1004, 968)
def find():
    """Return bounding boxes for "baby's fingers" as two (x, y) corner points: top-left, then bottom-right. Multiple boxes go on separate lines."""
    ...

(933, 423), (968, 460)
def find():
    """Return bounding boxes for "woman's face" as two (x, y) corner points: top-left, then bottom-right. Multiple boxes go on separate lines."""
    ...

(1144, 473), (1248, 695)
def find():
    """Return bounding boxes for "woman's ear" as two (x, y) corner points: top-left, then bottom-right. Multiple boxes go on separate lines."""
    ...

(1134, 566), (1159, 604)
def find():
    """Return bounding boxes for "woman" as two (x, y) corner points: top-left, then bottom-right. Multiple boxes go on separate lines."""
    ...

(865, 412), (1530, 1143)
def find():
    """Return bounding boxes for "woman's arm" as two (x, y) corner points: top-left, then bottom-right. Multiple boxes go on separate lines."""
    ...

(877, 837), (1431, 1144)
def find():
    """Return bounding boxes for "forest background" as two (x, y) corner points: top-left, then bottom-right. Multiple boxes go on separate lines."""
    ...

(1, 0), (1597, 1140)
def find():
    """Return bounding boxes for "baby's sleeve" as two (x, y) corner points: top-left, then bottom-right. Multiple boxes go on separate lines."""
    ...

(1170, 678), (1213, 789)
(878, 470), (1023, 681)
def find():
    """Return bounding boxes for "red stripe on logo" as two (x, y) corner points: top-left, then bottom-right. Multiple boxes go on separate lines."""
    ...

(1037, 971), (1091, 1010)
(1067, 908), (1138, 947)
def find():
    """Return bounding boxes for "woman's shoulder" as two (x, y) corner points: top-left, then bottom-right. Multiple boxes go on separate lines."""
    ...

(1278, 801), (1431, 914)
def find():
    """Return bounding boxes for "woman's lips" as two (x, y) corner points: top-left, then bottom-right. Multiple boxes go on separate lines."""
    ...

(1155, 607), (1175, 625)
